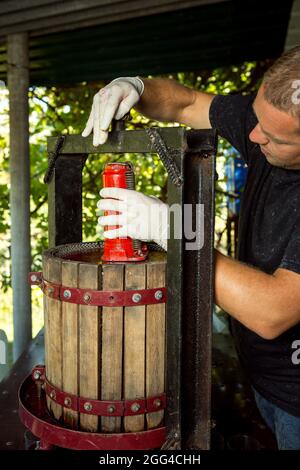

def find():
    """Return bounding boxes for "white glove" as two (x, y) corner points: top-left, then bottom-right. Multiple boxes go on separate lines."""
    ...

(82, 77), (144, 146)
(97, 187), (168, 251)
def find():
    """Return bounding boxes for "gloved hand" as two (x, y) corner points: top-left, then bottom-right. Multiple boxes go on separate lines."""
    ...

(97, 187), (169, 251)
(82, 77), (144, 146)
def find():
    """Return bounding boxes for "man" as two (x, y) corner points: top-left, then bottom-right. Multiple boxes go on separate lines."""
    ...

(82, 46), (300, 449)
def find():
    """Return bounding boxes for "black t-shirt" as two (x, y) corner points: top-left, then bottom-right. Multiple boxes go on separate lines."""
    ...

(210, 93), (300, 417)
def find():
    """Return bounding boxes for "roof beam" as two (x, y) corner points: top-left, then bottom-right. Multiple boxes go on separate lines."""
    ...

(0, 0), (229, 39)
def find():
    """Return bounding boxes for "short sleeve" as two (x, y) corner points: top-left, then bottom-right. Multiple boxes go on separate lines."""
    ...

(279, 227), (300, 275)
(209, 93), (257, 164)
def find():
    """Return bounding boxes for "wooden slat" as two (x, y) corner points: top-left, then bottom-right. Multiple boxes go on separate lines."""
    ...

(42, 255), (50, 412)
(45, 256), (62, 420)
(62, 260), (79, 429)
(146, 259), (166, 429)
(79, 263), (100, 432)
(101, 264), (124, 433)
(124, 263), (146, 432)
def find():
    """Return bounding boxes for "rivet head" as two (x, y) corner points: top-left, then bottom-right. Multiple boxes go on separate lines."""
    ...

(47, 287), (54, 296)
(64, 397), (71, 407)
(154, 290), (163, 300)
(31, 274), (38, 282)
(84, 402), (93, 412)
(83, 293), (91, 302)
(33, 370), (41, 380)
(153, 399), (161, 408)
(63, 289), (71, 299)
(49, 390), (56, 400)
(131, 402), (141, 413)
(107, 405), (116, 414)
(132, 293), (142, 303)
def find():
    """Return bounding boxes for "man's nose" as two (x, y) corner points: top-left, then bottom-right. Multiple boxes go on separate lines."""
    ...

(249, 124), (269, 145)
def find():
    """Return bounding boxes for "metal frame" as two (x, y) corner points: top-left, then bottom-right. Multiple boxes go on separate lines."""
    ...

(46, 127), (217, 450)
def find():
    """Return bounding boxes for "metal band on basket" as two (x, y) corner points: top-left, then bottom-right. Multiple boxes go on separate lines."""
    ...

(29, 273), (166, 306)
(32, 367), (166, 417)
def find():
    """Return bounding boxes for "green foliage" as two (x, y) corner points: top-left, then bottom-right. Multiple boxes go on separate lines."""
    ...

(0, 61), (268, 290)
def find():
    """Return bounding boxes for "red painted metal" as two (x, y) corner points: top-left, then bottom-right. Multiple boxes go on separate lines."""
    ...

(31, 365), (45, 382)
(28, 272), (42, 286)
(43, 375), (166, 416)
(29, 273), (166, 307)
(19, 374), (166, 450)
(31, 366), (166, 417)
(102, 162), (148, 262)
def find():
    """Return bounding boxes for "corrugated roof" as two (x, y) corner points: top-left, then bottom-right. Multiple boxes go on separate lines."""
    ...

(0, 0), (227, 37)
(0, 0), (294, 86)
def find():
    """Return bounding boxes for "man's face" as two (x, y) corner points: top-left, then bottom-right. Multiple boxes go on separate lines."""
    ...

(249, 85), (300, 169)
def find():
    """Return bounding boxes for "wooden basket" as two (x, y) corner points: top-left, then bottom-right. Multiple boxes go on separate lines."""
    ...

(42, 243), (166, 434)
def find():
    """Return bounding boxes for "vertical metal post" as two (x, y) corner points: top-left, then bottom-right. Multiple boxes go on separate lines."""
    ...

(181, 131), (216, 449)
(165, 143), (185, 449)
(164, 129), (216, 449)
(48, 154), (86, 247)
(7, 32), (31, 361)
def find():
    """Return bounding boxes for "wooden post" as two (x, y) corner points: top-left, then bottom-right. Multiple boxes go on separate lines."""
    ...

(7, 32), (31, 361)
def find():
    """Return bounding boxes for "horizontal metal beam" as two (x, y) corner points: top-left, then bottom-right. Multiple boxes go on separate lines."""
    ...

(47, 129), (217, 156)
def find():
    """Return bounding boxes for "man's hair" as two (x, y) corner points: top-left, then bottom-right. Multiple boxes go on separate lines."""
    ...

(263, 45), (300, 120)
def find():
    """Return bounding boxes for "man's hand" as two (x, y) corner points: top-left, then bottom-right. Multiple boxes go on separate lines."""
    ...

(97, 187), (169, 250)
(82, 77), (144, 146)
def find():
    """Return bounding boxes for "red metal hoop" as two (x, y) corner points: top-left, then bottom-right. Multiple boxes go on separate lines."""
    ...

(33, 366), (166, 417)
(28, 272), (166, 307)
(19, 373), (166, 450)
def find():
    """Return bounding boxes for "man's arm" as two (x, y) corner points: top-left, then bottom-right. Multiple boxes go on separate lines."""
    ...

(82, 77), (215, 145)
(215, 250), (300, 339)
(137, 78), (215, 129)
